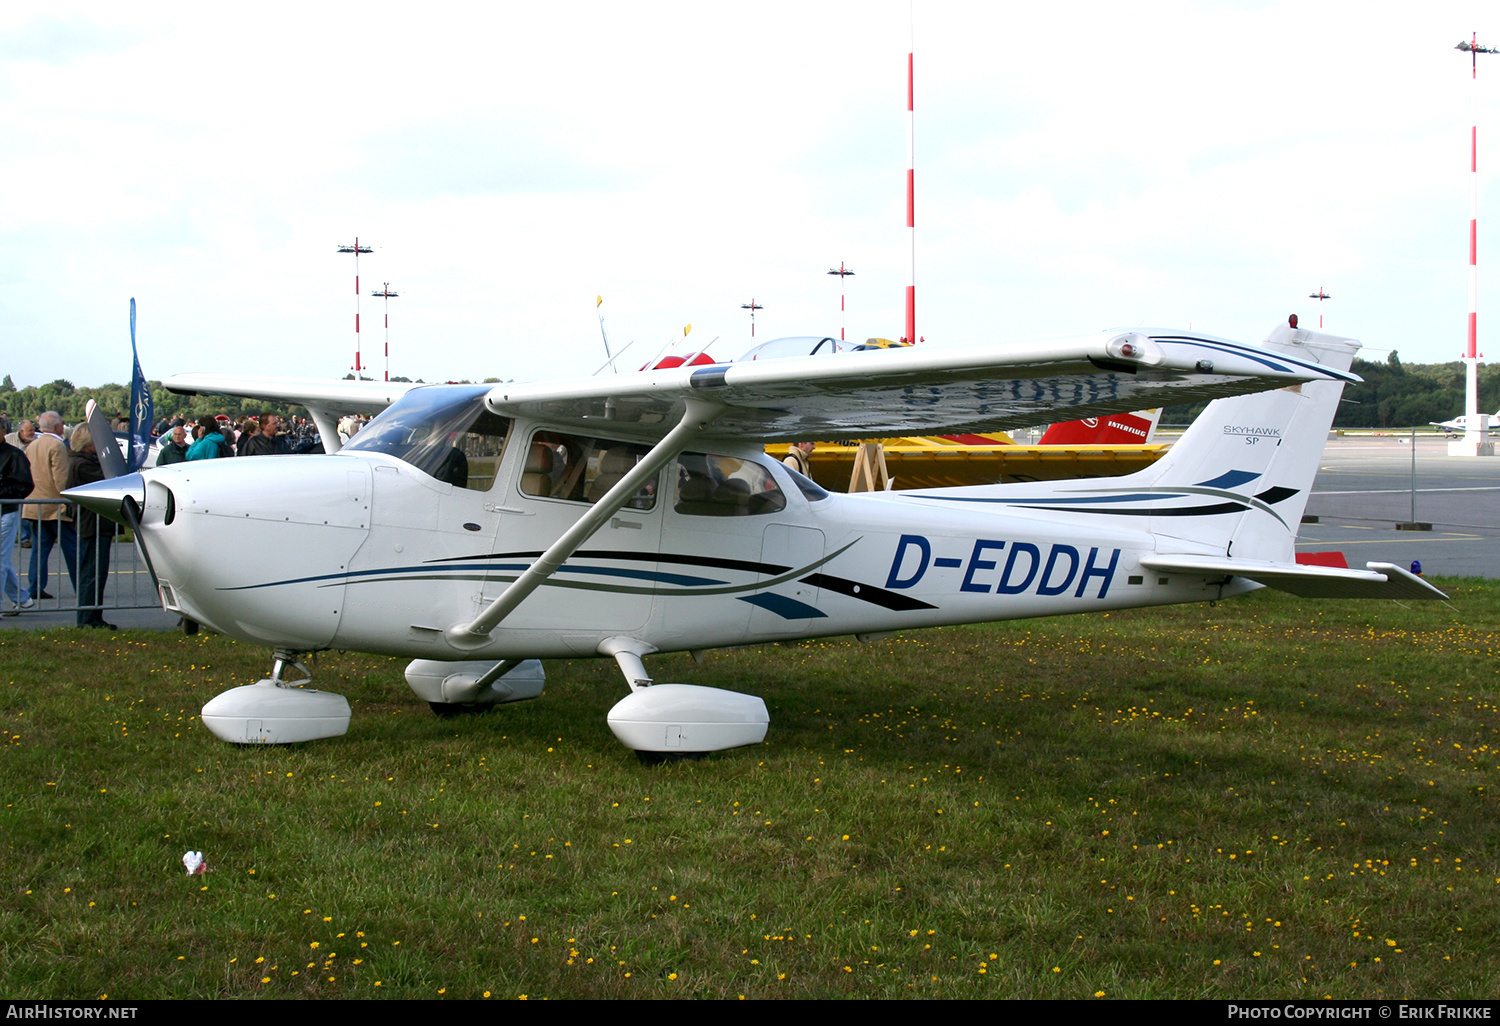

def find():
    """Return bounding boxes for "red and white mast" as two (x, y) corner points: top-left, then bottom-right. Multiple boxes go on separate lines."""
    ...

(827, 262), (855, 340)
(337, 237), (373, 378)
(1454, 36), (1496, 456)
(372, 283), (398, 382)
(740, 298), (763, 337)
(904, 12), (916, 345)
(1308, 287), (1331, 330)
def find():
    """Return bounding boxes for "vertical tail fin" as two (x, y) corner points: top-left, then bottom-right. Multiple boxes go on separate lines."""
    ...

(1124, 320), (1359, 559)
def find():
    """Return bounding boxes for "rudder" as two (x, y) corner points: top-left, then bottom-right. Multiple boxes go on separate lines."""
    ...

(1121, 319), (1359, 560)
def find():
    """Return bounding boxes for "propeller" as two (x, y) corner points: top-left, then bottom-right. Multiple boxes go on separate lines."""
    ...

(79, 399), (161, 593)
(84, 400), (128, 479)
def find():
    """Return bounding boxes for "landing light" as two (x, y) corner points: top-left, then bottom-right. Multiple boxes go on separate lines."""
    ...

(1104, 332), (1159, 365)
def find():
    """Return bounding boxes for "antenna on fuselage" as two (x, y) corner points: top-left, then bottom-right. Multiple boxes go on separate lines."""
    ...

(596, 295), (616, 372)
(591, 340), (637, 377)
(641, 324), (694, 370)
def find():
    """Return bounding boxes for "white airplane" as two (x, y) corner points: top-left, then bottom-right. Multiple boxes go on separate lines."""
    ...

(66, 317), (1445, 757)
(1431, 410), (1500, 437)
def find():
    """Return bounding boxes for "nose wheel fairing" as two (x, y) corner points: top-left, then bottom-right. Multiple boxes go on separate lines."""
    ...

(201, 653), (352, 744)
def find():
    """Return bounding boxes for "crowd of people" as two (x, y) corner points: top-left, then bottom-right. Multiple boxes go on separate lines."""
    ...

(150, 412), (328, 462)
(2, 408), (355, 627)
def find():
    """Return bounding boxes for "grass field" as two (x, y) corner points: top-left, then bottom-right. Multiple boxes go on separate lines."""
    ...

(1, 582), (1497, 1000)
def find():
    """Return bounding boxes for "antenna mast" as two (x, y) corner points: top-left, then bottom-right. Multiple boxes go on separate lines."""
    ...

(904, 9), (916, 344)
(337, 238), (373, 377)
(827, 263), (855, 341)
(371, 283), (398, 382)
(1453, 35), (1497, 456)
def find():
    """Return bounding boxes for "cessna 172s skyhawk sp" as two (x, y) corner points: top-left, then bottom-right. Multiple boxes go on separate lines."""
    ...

(67, 318), (1445, 754)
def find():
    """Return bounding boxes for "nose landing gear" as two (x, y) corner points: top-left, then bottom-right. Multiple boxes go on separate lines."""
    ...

(200, 649), (351, 744)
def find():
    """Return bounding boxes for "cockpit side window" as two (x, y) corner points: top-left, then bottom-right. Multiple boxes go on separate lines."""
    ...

(341, 386), (512, 490)
(782, 465), (830, 502)
(519, 430), (657, 510)
(674, 453), (787, 516)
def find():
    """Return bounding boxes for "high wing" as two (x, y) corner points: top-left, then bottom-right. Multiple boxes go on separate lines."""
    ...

(164, 374), (422, 452)
(483, 329), (1361, 442)
(164, 374), (419, 412)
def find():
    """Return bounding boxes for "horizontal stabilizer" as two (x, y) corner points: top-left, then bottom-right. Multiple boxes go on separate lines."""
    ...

(1139, 556), (1448, 600)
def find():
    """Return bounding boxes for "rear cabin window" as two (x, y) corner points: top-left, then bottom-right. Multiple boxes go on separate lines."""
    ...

(519, 431), (657, 510)
(341, 385), (512, 491)
(674, 453), (787, 516)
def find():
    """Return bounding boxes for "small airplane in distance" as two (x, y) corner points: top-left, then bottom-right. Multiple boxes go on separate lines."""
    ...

(67, 316), (1445, 757)
(1431, 410), (1500, 437)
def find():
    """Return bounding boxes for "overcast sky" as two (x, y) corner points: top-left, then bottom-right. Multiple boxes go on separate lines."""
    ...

(2, 0), (1496, 391)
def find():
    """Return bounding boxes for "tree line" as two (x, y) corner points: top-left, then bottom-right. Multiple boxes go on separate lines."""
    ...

(0, 374), (425, 429)
(1159, 352), (1498, 428)
(0, 375), (293, 428)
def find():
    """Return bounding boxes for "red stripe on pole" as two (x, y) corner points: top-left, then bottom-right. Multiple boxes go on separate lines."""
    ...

(1474, 127), (1479, 172)
(905, 24), (916, 345)
(1473, 219), (1479, 264)
(1471, 312), (1479, 355)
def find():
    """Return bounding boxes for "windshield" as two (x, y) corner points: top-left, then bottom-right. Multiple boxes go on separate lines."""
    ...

(342, 385), (512, 490)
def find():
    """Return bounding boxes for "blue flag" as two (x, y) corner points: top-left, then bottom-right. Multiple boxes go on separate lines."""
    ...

(127, 298), (153, 472)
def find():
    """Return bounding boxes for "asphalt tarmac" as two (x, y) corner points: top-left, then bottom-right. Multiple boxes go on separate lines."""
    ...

(1297, 433), (1500, 579)
(2, 432), (1494, 634)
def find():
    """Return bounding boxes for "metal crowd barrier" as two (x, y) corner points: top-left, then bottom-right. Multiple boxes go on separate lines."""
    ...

(1, 497), (162, 616)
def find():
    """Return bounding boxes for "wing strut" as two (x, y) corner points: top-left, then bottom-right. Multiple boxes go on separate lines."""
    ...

(306, 408), (343, 454)
(445, 398), (727, 648)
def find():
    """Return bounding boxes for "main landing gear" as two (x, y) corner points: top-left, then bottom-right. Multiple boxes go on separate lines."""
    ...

(197, 641), (767, 758)
(404, 659), (547, 716)
(598, 638), (768, 760)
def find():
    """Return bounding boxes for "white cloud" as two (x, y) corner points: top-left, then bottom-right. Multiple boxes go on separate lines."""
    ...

(1, 0), (1497, 390)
